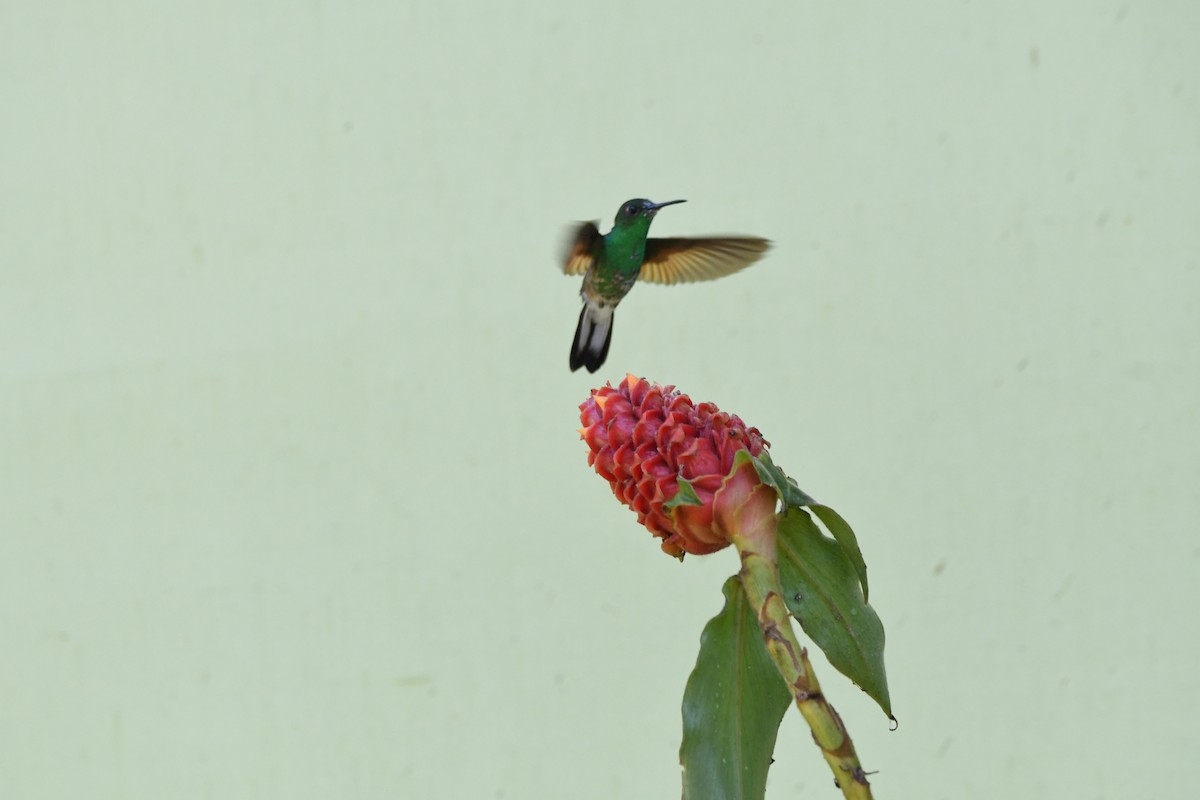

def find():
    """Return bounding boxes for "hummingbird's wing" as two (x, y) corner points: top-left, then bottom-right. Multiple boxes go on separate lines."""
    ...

(639, 237), (772, 285)
(561, 221), (602, 275)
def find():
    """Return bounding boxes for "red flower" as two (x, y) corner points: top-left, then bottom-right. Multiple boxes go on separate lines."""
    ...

(579, 374), (773, 558)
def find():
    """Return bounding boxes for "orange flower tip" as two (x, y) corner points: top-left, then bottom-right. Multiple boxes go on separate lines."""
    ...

(624, 372), (639, 388)
(577, 427), (587, 438)
(593, 393), (609, 411)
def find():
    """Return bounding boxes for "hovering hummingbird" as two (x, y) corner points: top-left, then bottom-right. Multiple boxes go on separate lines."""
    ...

(562, 199), (771, 373)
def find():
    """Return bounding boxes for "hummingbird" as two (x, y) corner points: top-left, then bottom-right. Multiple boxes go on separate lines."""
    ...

(563, 199), (771, 372)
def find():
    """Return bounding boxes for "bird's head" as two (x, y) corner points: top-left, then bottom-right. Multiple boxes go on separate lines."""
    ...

(613, 198), (686, 228)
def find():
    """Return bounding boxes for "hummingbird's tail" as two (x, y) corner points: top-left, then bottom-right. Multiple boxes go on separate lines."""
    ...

(570, 304), (614, 373)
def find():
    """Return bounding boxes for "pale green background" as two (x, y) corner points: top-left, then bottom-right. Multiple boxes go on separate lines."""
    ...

(3, 2), (1197, 798)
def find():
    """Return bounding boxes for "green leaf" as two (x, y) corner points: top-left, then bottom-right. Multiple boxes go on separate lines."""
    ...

(681, 577), (791, 800)
(748, 453), (869, 601)
(810, 504), (870, 603)
(776, 509), (893, 719)
(749, 450), (816, 508)
(664, 476), (704, 510)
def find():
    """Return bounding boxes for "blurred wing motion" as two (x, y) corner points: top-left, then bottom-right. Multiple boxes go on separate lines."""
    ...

(562, 222), (602, 276)
(638, 237), (772, 285)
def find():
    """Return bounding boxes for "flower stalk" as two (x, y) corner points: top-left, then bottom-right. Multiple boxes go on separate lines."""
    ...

(729, 509), (874, 800)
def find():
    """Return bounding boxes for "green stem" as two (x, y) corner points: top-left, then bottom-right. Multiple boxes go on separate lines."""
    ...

(730, 520), (874, 800)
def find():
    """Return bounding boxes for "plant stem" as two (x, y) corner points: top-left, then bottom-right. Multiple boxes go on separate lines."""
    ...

(730, 524), (874, 800)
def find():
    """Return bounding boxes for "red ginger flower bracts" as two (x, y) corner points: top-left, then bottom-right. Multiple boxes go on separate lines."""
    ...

(579, 374), (773, 558)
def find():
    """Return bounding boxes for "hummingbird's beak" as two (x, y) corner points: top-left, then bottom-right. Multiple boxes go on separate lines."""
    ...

(648, 199), (686, 212)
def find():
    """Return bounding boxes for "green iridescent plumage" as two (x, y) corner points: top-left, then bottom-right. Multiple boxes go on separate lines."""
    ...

(563, 198), (772, 373)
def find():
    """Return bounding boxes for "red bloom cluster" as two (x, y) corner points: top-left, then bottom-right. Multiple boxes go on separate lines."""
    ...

(579, 374), (769, 557)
